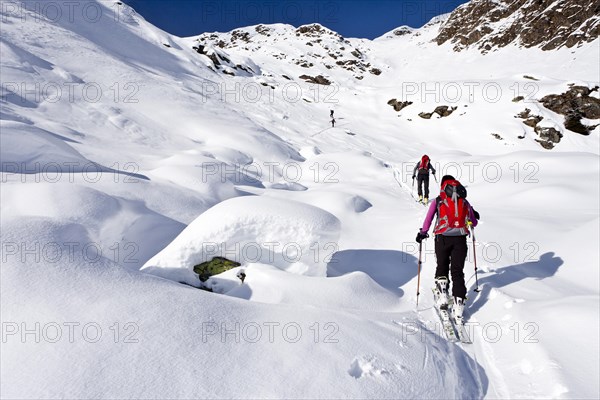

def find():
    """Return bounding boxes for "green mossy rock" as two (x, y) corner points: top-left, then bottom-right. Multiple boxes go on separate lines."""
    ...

(193, 257), (241, 282)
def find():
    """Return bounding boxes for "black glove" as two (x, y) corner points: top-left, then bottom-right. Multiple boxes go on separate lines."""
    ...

(412, 175), (416, 179)
(473, 210), (480, 220)
(416, 231), (429, 243)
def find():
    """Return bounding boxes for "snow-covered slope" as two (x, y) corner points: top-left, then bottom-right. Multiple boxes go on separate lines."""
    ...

(1, 0), (599, 398)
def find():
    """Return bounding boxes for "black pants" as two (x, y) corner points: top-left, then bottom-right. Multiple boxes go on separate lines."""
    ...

(435, 235), (468, 298)
(417, 174), (430, 197)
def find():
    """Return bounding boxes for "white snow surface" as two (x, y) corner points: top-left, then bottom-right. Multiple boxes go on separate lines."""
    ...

(1, 1), (599, 399)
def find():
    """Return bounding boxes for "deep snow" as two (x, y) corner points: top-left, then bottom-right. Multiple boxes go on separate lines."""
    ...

(1, 1), (599, 399)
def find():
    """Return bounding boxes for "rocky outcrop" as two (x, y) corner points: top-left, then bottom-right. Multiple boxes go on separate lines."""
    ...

(387, 99), (413, 112)
(193, 44), (221, 66)
(296, 24), (342, 39)
(299, 74), (331, 85)
(433, 106), (457, 117)
(516, 108), (543, 127)
(436, 0), (600, 52)
(534, 126), (563, 149)
(192, 44), (255, 76)
(515, 108), (562, 149)
(540, 85), (600, 134)
(418, 105), (457, 119)
(393, 26), (414, 36)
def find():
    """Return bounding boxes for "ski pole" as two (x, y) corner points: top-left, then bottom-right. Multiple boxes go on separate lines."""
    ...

(433, 173), (438, 183)
(416, 241), (422, 306)
(471, 225), (480, 292)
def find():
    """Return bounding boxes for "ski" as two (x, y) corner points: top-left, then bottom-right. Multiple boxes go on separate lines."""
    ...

(453, 318), (472, 344)
(448, 300), (472, 344)
(432, 288), (458, 342)
(434, 305), (459, 342)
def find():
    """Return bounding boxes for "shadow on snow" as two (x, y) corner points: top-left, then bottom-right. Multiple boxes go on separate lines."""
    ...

(327, 249), (418, 297)
(469, 251), (564, 315)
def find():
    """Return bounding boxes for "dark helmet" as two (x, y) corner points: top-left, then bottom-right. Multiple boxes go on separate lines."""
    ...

(440, 175), (455, 185)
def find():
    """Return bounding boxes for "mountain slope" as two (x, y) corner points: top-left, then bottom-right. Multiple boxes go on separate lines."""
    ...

(435, 0), (600, 52)
(1, 0), (599, 399)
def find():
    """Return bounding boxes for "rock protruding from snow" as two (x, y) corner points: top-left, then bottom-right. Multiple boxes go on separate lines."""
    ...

(295, 23), (342, 39)
(388, 26), (415, 38)
(387, 98), (413, 112)
(141, 196), (341, 285)
(436, 0), (600, 52)
(192, 43), (259, 76)
(540, 85), (600, 134)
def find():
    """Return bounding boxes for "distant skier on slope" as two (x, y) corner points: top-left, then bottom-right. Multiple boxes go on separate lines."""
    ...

(331, 118), (336, 127)
(330, 109), (334, 118)
(412, 155), (436, 204)
(415, 175), (480, 322)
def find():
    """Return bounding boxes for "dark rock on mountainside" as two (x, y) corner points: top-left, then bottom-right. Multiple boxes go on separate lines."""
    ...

(296, 24), (342, 39)
(564, 114), (599, 134)
(418, 105), (457, 119)
(299, 74), (331, 85)
(434, 106), (458, 117)
(534, 126), (563, 148)
(541, 85), (600, 118)
(393, 27), (414, 36)
(387, 99), (413, 112)
(540, 85), (600, 134)
(192, 44), (255, 76)
(436, 0), (600, 52)
(515, 108), (562, 149)
(193, 44), (219, 66)
(516, 108), (543, 128)
(523, 116), (543, 128)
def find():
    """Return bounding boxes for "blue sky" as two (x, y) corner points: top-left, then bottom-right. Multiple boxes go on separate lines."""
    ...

(123, 0), (467, 39)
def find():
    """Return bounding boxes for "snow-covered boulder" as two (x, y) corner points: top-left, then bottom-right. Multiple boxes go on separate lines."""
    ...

(141, 196), (341, 285)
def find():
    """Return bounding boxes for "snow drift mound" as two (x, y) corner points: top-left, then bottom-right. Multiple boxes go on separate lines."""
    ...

(141, 196), (341, 285)
(0, 121), (92, 173)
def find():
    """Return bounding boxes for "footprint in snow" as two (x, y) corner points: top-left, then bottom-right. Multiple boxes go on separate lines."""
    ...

(348, 356), (390, 379)
(520, 359), (533, 375)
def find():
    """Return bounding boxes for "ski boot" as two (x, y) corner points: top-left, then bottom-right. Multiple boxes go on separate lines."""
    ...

(433, 277), (449, 309)
(418, 195), (423, 203)
(423, 197), (428, 205)
(452, 297), (465, 324)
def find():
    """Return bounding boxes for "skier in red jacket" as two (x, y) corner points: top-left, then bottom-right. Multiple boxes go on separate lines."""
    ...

(412, 155), (436, 204)
(415, 175), (479, 321)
